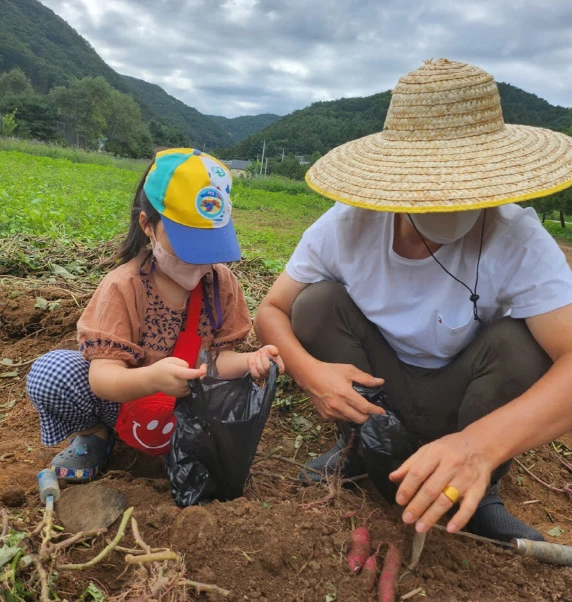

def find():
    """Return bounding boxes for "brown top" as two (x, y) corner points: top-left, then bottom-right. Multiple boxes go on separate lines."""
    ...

(77, 257), (251, 367)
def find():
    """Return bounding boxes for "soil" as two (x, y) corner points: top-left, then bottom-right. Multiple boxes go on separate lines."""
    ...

(2, 268), (572, 601)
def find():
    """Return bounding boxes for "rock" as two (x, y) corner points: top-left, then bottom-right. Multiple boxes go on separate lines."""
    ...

(170, 506), (219, 555)
(1, 488), (25, 507)
(195, 566), (216, 583)
(230, 498), (251, 516)
(155, 503), (180, 524)
(151, 478), (171, 493)
(259, 538), (286, 575)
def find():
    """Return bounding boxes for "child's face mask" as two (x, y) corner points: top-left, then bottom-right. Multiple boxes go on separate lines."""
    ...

(151, 231), (211, 290)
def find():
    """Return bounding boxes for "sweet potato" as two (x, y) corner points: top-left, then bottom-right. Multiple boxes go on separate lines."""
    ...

(378, 543), (401, 602)
(361, 554), (378, 591)
(347, 527), (370, 574)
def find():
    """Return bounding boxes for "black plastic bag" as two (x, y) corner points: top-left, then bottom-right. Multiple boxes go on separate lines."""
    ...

(168, 361), (279, 507)
(353, 385), (419, 503)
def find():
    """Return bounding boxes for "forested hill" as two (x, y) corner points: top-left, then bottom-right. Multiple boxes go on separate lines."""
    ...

(0, 0), (234, 149)
(207, 113), (281, 143)
(498, 83), (572, 132)
(0, 0), (127, 93)
(121, 76), (232, 150)
(218, 92), (392, 159)
(221, 83), (572, 160)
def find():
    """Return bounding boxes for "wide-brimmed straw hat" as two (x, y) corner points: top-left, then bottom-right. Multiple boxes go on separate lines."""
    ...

(306, 58), (572, 213)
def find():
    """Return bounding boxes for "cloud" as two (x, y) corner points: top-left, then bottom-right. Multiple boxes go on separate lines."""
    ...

(39, 0), (572, 117)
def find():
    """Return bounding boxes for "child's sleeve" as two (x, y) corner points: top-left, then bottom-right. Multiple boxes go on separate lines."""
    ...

(210, 266), (252, 350)
(77, 273), (144, 366)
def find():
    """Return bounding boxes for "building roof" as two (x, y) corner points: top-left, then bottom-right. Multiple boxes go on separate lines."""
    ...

(223, 160), (252, 171)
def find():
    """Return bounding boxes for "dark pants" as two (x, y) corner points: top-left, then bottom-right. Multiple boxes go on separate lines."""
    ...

(292, 282), (552, 480)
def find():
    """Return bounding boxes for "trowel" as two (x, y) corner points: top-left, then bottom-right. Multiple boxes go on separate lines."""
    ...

(409, 524), (572, 568)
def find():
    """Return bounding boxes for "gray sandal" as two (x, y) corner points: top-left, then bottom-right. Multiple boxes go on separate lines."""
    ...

(51, 429), (115, 482)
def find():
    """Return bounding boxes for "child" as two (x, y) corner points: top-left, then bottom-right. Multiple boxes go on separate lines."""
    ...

(27, 148), (284, 481)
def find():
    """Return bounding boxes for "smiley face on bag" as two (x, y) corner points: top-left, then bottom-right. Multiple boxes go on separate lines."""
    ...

(115, 393), (178, 456)
(132, 416), (176, 451)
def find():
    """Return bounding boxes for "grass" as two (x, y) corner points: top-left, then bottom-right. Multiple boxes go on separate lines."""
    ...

(542, 220), (572, 243)
(237, 175), (311, 195)
(0, 137), (149, 173)
(0, 149), (332, 270)
(2, 142), (568, 273)
(0, 151), (141, 244)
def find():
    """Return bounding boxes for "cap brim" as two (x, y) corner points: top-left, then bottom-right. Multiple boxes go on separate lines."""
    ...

(161, 215), (241, 264)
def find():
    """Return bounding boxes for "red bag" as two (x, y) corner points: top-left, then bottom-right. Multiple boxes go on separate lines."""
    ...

(115, 281), (204, 455)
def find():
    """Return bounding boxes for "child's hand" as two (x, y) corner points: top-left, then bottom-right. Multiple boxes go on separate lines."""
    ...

(147, 357), (207, 397)
(248, 345), (285, 379)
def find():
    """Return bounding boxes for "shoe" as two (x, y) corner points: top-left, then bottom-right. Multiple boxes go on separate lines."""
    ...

(466, 493), (544, 542)
(51, 428), (115, 483)
(298, 439), (366, 483)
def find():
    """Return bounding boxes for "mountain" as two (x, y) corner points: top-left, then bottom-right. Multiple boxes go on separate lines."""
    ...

(218, 92), (392, 160)
(121, 76), (232, 150)
(207, 113), (281, 143)
(497, 83), (571, 132)
(0, 0), (131, 94)
(0, 0), (233, 148)
(221, 83), (572, 160)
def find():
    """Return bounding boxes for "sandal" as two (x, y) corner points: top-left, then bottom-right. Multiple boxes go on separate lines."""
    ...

(50, 428), (115, 482)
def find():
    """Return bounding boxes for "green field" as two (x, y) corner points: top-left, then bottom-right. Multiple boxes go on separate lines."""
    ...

(0, 150), (332, 271)
(1, 146), (570, 277)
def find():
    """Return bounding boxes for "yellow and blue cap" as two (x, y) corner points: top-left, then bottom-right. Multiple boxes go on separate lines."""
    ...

(144, 148), (241, 264)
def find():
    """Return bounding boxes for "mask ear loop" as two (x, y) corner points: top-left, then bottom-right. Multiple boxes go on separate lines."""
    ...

(407, 210), (487, 323)
(138, 225), (157, 276)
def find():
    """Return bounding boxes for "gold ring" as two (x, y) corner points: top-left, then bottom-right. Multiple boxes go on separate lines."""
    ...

(442, 486), (460, 504)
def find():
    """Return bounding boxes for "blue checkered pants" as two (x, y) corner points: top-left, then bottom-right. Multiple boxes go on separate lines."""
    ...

(27, 350), (121, 446)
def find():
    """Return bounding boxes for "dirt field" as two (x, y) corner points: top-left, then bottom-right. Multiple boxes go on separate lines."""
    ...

(2, 259), (572, 601)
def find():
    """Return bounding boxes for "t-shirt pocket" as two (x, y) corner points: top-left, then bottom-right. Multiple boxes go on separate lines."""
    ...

(434, 312), (479, 359)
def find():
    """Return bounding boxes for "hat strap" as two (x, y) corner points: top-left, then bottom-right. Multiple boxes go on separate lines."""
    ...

(407, 210), (487, 323)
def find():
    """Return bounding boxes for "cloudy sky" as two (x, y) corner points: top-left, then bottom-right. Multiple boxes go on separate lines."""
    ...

(39, 0), (572, 117)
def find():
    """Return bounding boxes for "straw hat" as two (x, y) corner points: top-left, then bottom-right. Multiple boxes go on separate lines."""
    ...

(306, 59), (572, 213)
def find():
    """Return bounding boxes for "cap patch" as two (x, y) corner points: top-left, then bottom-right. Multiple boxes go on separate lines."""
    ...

(196, 187), (225, 222)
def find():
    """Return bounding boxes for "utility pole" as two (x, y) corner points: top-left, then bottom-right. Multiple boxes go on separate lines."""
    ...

(264, 157), (268, 177)
(260, 140), (266, 176)
(281, 148), (285, 162)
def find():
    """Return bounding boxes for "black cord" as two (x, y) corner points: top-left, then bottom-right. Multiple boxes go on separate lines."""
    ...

(407, 210), (487, 323)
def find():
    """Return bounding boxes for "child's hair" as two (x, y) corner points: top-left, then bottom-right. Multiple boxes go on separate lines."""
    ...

(114, 162), (162, 267)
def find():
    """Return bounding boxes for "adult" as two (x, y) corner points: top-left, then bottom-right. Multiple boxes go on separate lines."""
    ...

(254, 59), (572, 542)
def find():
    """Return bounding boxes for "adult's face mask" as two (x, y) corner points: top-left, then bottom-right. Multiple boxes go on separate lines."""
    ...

(409, 210), (482, 244)
(151, 233), (211, 290)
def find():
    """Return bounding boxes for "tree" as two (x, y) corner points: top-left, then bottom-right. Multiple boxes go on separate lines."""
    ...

(268, 155), (307, 180)
(533, 186), (572, 228)
(103, 90), (153, 158)
(244, 160), (262, 179)
(50, 76), (111, 148)
(49, 76), (153, 157)
(0, 92), (58, 140)
(0, 109), (18, 137)
(149, 119), (190, 148)
(0, 69), (33, 100)
(309, 150), (322, 166)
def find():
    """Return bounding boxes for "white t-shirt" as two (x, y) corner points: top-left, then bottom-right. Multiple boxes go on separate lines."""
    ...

(286, 203), (572, 369)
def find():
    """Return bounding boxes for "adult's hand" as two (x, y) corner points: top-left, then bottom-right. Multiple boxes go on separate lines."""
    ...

(389, 431), (493, 533)
(302, 360), (386, 423)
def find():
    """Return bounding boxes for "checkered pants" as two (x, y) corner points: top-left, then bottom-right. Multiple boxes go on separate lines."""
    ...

(27, 350), (121, 446)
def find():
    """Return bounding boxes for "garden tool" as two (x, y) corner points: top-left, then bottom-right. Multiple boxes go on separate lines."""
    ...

(408, 531), (426, 569)
(38, 469), (61, 512)
(410, 523), (572, 567)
